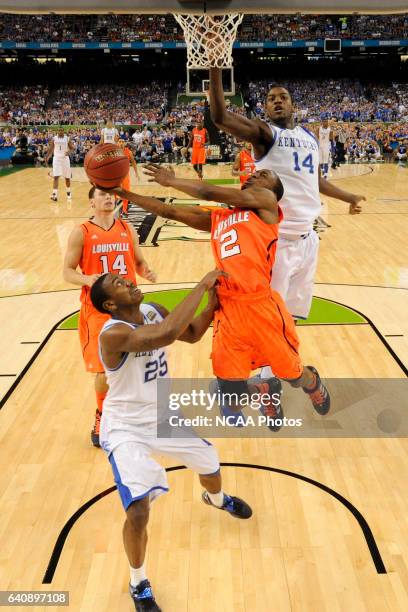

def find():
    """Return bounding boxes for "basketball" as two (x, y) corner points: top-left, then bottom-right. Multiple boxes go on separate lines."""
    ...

(84, 143), (129, 188)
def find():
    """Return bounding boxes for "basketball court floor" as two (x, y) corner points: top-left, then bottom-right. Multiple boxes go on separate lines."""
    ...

(0, 162), (407, 610)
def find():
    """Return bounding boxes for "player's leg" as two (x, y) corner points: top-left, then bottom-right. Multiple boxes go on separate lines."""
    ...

(78, 304), (109, 446)
(256, 293), (330, 416)
(211, 305), (282, 429)
(260, 237), (299, 379)
(104, 439), (167, 611)
(51, 158), (60, 201)
(121, 173), (131, 215)
(156, 437), (252, 519)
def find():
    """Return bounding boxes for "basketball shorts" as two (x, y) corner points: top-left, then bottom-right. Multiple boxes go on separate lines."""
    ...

(319, 147), (331, 165)
(271, 230), (319, 320)
(191, 148), (206, 165)
(212, 288), (302, 380)
(78, 302), (109, 373)
(100, 424), (220, 510)
(53, 156), (71, 179)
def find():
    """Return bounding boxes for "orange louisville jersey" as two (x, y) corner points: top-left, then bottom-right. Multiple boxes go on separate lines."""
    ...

(239, 149), (255, 184)
(123, 146), (133, 160)
(211, 207), (283, 294)
(79, 219), (137, 306)
(192, 127), (206, 148)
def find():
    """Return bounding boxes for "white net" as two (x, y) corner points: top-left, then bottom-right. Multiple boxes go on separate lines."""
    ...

(174, 13), (243, 69)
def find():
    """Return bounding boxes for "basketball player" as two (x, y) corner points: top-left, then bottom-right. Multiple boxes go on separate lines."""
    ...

(395, 139), (408, 163)
(63, 186), (156, 447)
(45, 128), (74, 202)
(189, 119), (208, 179)
(318, 119), (333, 179)
(209, 68), (365, 381)
(101, 119), (119, 145)
(90, 269), (252, 610)
(118, 139), (138, 217)
(232, 142), (255, 184)
(107, 165), (331, 430)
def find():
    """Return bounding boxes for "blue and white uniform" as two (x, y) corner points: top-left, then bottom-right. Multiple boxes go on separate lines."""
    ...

(99, 303), (219, 510)
(255, 124), (321, 320)
(318, 126), (332, 166)
(52, 135), (71, 179)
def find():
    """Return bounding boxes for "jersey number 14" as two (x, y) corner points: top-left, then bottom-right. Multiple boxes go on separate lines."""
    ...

(293, 152), (315, 174)
(99, 254), (128, 275)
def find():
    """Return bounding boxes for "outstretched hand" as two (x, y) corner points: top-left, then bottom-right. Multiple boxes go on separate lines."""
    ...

(143, 163), (176, 187)
(349, 194), (366, 215)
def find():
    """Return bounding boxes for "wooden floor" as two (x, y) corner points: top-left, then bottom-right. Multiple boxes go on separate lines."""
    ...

(0, 162), (408, 611)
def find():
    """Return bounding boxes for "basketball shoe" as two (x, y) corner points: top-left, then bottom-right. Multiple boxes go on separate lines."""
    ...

(129, 580), (161, 612)
(209, 379), (246, 427)
(251, 377), (284, 432)
(303, 366), (330, 415)
(91, 409), (101, 447)
(202, 491), (252, 519)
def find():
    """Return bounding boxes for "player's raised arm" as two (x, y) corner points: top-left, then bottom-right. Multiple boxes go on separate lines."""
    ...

(106, 180), (212, 232)
(144, 164), (280, 218)
(97, 270), (225, 355)
(209, 68), (271, 156)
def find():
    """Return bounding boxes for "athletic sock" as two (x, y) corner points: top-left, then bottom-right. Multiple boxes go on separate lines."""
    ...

(206, 490), (225, 508)
(66, 190), (71, 197)
(130, 563), (146, 588)
(260, 366), (274, 379)
(52, 189), (58, 197)
(303, 371), (317, 391)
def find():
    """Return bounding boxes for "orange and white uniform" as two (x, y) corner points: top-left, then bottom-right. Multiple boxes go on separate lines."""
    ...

(191, 127), (207, 165)
(210, 207), (302, 380)
(79, 219), (137, 372)
(239, 149), (255, 184)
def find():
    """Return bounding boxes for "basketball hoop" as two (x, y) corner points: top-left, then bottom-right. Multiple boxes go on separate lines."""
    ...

(174, 13), (243, 69)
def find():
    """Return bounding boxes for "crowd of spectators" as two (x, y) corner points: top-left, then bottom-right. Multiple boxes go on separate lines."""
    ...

(0, 13), (407, 43)
(0, 83), (169, 126)
(1, 119), (407, 167)
(246, 79), (408, 123)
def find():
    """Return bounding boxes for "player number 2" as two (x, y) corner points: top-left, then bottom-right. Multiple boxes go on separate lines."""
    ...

(220, 229), (241, 259)
(293, 152), (315, 174)
(100, 254), (128, 275)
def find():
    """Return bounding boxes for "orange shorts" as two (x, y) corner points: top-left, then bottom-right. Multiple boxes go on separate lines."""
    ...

(79, 302), (110, 373)
(191, 147), (206, 165)
(211, 289), (303, 380)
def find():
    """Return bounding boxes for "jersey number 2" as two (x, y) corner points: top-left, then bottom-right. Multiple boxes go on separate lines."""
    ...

(220, 229), (241, 259)
(100, 254), (128, 275)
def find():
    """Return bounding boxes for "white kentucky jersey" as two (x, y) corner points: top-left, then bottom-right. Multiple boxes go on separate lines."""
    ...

(53, 135), (69, 159)
(319, 126), (331, 150)
(99, 304), (169, 431)
(255, 124), (321, 236)
(102, 127), (119, 144)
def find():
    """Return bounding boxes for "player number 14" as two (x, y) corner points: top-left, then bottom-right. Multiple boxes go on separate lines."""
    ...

(100, 254), (128, 275)
(293, 152), (315, 174)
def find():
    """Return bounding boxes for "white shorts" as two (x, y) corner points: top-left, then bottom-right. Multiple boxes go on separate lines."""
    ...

(396, 152), (407, 160)
(53, 156), (71, 179)
(101, 425), (220, 510)
(271, 230), (319, 320)
(319, 147), (331, 165)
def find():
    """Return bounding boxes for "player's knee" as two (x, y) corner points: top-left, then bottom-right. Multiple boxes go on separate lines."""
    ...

(217, 378), (249, 406)
(126, 499), (150, 531)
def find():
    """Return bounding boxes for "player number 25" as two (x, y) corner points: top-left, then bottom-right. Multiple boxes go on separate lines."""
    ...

(220, 229), (241, 259)
(144, 352), (168, 382)
(100, 254), (128, 275)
